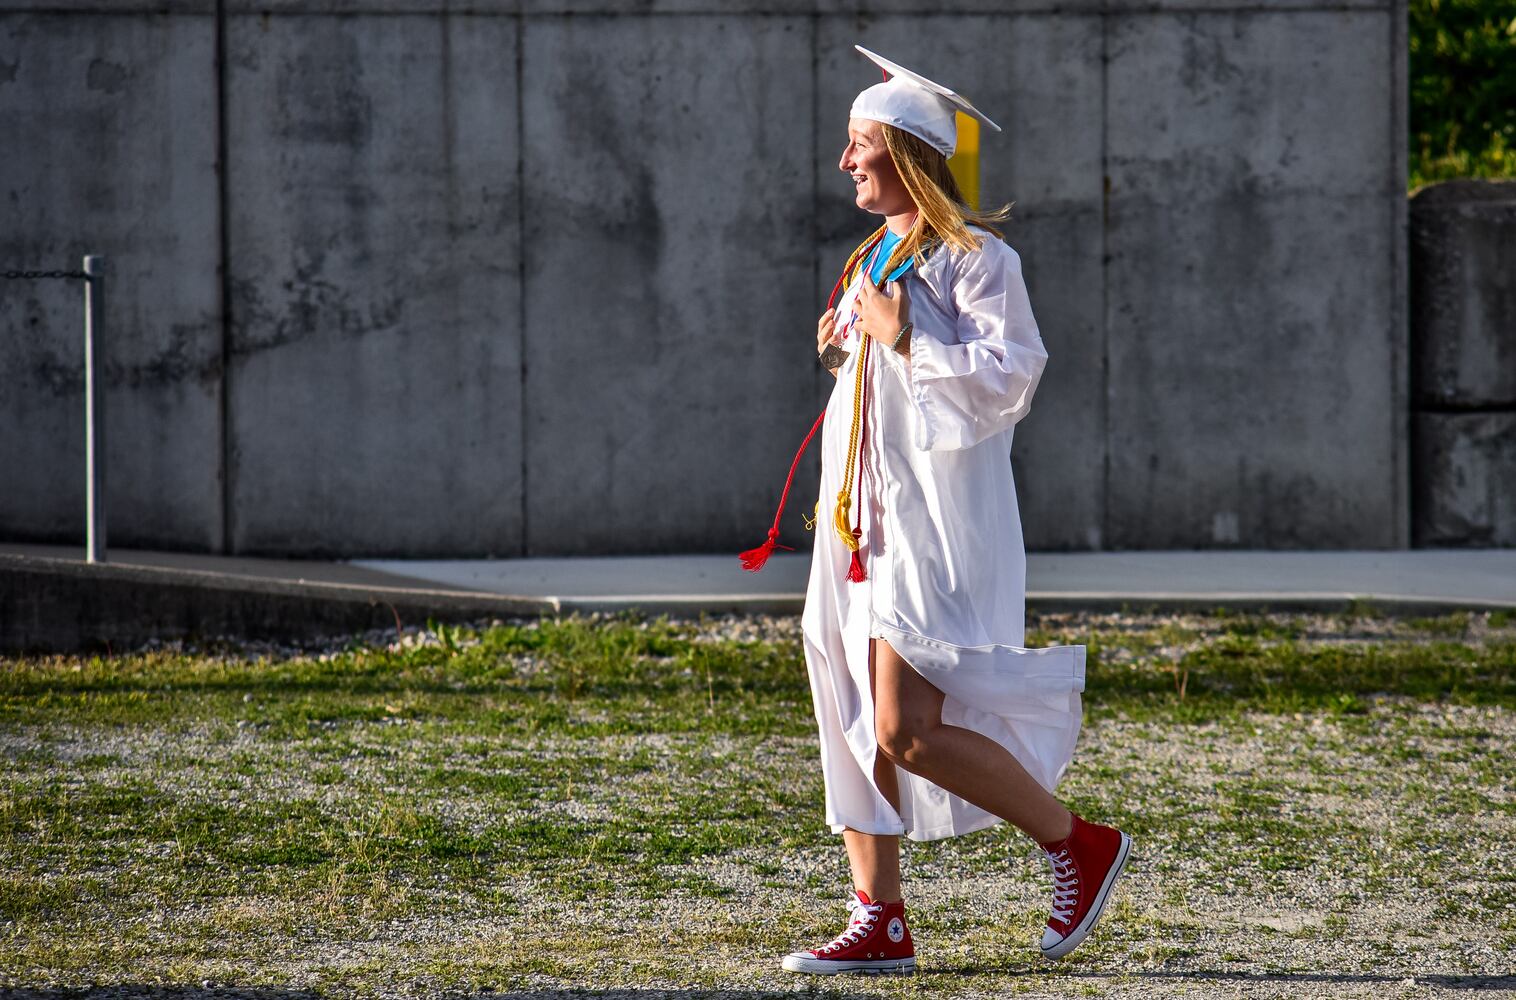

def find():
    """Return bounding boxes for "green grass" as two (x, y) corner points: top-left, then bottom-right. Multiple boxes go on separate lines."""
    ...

(1, 610), (1513, 996)
(0, 617), (810, 738)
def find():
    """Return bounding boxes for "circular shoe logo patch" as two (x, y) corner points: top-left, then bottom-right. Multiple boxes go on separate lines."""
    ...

(887, 917), (905, 943)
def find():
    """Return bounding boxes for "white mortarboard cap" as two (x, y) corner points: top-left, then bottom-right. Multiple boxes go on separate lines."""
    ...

(848, 45), (1002, 158)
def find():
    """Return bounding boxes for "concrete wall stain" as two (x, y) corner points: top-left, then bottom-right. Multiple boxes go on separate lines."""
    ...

(272, 34), (372, 148)
(84, 57), (128, 94)
(228, 268), (404, 357)
(111, 320), (222, 390)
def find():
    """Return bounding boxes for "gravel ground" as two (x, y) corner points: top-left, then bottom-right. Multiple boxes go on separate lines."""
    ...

(1, 611), (1512, 1000)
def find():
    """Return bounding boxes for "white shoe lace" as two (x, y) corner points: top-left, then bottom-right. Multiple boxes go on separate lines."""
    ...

(1045, 847), (1080, 927)
(816, 896), (882, 954)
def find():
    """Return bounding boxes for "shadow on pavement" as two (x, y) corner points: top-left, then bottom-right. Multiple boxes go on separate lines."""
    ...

(1093, 971), (1513, 990)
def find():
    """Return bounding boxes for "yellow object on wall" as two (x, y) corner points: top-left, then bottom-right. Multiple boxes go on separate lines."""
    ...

(947, 112), (980, 210)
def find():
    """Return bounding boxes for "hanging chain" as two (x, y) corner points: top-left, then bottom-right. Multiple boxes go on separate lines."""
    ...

(2, 269), (91, 281)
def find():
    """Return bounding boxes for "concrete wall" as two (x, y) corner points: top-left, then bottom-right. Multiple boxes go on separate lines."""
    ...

(1410, 181), (1516, 547)
(0, 11), (222, 552)
(224, 13), (523, 555)
(0, 0), (1408, 556)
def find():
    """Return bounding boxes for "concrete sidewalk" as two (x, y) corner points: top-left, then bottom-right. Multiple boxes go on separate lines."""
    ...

(352, 549), (1516, 610)
(3, 542), (1512, 653)
(6, 542), (1515, 608)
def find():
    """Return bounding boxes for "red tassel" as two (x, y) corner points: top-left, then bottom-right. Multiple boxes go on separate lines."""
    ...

(848, 549), (867, 583)
(740, 410), (827, 573)
(739, 528), (792, 573)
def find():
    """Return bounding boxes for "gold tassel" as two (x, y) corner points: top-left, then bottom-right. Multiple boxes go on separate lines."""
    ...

(833, 491), (857, 550)
(832, 336), (871, 549)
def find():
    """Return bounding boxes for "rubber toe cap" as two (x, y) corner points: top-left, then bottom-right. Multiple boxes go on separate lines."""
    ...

(1040, 926), (1066, 952)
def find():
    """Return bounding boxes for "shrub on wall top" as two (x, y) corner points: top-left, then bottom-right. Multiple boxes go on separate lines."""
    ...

(1410, 0), (1516, 187)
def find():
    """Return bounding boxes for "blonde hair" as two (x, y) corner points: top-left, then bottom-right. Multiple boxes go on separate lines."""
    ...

(878, 124), (1012, 276)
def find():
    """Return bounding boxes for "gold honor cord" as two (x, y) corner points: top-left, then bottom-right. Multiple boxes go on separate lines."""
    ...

(834, 337), (869, 552)
(829, 227), (891, 556)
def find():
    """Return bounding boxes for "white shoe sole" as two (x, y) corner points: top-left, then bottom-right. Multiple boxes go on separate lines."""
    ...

(1041, 831), (1133, 960)
(781, 953), (916, 975)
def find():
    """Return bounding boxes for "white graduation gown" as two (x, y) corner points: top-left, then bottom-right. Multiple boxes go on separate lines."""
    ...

(800, 230), (1086, 842)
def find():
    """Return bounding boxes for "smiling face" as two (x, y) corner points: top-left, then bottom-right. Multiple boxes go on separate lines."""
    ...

(840, 118), (914, 218)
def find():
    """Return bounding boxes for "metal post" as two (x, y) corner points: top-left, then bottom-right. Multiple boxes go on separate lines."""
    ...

(84, 255), (106, 564)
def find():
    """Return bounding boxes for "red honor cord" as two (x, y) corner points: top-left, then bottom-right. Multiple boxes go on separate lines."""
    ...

(740, 228), (889, 576)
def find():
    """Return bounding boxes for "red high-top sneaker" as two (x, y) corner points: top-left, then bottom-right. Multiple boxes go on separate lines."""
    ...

(780, 890), (916, 975)
(1038, 814), (1132, 959)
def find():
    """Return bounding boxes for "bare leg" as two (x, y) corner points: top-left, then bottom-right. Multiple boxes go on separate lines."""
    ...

(842, 828), (900, 903)
(873, 638), (1072, 845)
(839, 640), (907, 903)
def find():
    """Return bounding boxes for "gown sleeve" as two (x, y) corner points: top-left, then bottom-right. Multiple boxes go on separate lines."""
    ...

(887, 236), (1049, 452)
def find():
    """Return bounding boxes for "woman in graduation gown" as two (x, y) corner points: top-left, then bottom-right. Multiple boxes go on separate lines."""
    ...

(758, 46), (1133, 974)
